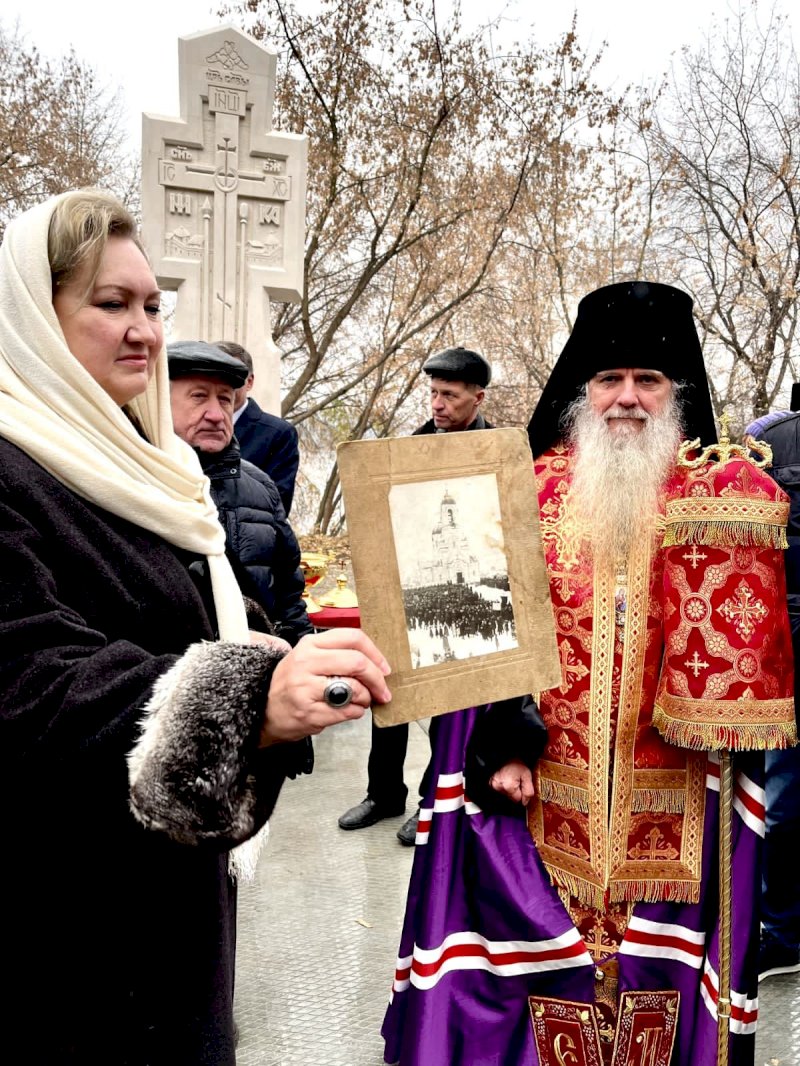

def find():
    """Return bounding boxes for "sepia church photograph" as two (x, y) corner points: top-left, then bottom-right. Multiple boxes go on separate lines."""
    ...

(388, 474), (517, 667)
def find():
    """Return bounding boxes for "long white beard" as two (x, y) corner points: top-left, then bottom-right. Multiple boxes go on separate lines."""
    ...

(563, 392), (683, 570)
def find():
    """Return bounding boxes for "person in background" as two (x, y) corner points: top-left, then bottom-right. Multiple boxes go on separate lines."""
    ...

(746, 396), (800, 981)
(338, 346), (492, 845)
(0, 188), (391, 1065)
(214, 339), (300, 515)
(168, 340), (312, 648)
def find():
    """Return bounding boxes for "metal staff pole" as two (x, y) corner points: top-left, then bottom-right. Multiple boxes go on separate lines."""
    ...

(716, 749), (734, 1066)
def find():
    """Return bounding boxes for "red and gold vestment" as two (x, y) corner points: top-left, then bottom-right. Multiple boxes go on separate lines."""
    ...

(529, 445), (794, 913)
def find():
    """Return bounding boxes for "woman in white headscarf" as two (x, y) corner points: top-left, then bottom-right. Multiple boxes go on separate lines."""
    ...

(0, 189), (390, 1065)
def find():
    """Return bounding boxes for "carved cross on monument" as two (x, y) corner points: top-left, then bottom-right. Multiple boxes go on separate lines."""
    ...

(141, 25), (307, 413)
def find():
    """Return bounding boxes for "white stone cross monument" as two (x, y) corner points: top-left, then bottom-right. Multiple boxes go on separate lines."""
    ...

(141, 25), (307, 413)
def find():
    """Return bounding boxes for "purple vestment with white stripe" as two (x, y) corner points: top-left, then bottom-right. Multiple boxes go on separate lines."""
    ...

(382, 706), (763, 1065)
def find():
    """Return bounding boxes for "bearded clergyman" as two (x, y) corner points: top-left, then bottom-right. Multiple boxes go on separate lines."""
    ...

(382, 282), (797, 1066)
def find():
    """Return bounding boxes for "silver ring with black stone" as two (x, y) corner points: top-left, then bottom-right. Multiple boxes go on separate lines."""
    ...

(322, 676), (354, 709)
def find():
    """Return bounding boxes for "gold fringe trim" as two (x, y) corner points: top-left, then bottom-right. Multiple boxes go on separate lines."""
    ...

(665, 497), (789, 525)
(545, 862), (701, 907)
(659, 690), (796, 719)
(538, 778), (590, 813)
(631, 788), (686, 813)
(544, 862), (605, 911)
(653, 704), (798, 752)
(555, 883), (572, 912)
(609, 879), (701, 905)
(662, 520), (788, 550)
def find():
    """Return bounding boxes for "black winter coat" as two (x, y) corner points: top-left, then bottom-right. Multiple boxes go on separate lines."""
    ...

(753, 412), (800, 628)
(0, 436), (297, 1066)
(199, 439), (313, 645)
(234, 397), (299, 515)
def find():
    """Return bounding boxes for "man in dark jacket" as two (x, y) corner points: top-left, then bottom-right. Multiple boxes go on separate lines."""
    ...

(167, 341), (312, 647)
(338, 346), (493, 843)
(412, 347), (492, 435)
(746, 399), (800, 982)
(214, 340), (300, 516)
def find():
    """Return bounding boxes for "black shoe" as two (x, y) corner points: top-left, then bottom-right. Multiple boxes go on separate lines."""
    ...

(758, 931), (800, 982)
(338, 797), (405, 830)
(397, 808), (420, 846)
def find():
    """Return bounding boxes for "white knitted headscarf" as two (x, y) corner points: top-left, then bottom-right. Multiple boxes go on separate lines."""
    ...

(0, 192), (249, 641)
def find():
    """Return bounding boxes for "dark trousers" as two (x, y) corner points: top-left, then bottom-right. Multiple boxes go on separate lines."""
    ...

(366, 715), (440, 809)
(367, 718), (408, 807)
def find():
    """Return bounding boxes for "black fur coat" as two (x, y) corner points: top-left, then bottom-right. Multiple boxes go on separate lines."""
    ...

(0, 436), (302, 1065)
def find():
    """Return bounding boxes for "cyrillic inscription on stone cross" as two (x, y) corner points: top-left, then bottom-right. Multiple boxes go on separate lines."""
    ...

(141, 25), (307, 413)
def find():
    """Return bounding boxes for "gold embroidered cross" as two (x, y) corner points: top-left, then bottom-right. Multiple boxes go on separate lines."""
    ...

(550, 820), (590, 858)
(684, 651), (710, 678)
(558, 639), (589, 693)
(582, 926), (618, 960)
(628, 827), (679, 862)
(683, 545), (708, 570)
(718, 579), (768, 641)
(554, 574), (577, 603)
(719, 463), (770, 499)
(550, 732), (589, 769)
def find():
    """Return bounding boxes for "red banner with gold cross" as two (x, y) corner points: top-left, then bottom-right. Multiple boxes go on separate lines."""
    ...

(654, 429), (796, 752)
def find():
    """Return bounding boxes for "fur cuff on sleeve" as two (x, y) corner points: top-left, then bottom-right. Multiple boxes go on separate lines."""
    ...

(128, 641), (285, 848)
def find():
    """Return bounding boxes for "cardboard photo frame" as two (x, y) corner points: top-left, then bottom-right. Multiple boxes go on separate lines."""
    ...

(338, 428), (560, 725)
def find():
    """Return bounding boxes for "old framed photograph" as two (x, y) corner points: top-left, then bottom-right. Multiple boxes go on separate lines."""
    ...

(338, 428), (560, 726)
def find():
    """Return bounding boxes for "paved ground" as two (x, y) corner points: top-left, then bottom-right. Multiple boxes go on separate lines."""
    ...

(235, 710), (800, 1065)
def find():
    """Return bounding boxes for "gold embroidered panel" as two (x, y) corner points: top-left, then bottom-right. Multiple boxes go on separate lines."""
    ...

(530, 449), (706, 908)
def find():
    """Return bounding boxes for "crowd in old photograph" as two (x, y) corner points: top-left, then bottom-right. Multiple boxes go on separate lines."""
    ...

(403, 582), (514, 640)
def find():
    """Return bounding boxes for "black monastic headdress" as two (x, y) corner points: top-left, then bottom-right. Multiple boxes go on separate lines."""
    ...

(526, 281), (717, 458)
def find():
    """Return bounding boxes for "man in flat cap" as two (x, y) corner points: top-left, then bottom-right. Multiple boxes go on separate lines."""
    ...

(382, 283), (795, 1066)
(338, 346), (493, 843)
(414, 346), (492, 434)
(168, 341), (312, 647)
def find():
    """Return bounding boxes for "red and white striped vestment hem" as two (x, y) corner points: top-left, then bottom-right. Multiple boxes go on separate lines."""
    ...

(392, 927), (592, 993)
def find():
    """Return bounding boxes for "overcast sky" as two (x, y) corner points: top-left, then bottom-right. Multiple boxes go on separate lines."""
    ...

(5, 0), (789, 149)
